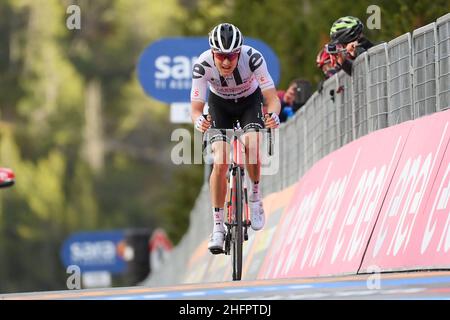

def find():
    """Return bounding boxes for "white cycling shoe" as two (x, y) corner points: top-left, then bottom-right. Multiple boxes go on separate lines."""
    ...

(208, 231), (225, 254)
(249, 199), (265, 231)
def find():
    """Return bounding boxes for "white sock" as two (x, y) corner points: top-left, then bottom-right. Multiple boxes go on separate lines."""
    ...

(249, 180), (260, 202)
(213, 208), (225, 232)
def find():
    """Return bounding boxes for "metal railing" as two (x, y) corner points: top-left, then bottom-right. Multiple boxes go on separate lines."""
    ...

(260, 13), (450, 196)
(437, 14), (450, 111)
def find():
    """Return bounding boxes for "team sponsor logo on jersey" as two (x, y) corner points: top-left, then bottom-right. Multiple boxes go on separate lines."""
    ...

(246, 48), (264, 72)
(192, 63), (206, 79)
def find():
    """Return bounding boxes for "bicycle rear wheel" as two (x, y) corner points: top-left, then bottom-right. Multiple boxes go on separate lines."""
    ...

(231, 166), (243, 281)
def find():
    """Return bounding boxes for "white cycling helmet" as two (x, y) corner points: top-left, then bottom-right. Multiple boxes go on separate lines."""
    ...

(208, 23), (243, 53)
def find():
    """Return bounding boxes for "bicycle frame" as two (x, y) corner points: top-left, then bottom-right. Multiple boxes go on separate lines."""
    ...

(226, 122), (250, 237)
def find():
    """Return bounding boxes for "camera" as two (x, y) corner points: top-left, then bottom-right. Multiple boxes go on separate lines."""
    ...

(325, 43), (340, 54)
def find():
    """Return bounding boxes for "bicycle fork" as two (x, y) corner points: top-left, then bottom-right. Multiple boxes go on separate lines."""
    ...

(225, 166), (250, 255)
(243, 180), (250, 241)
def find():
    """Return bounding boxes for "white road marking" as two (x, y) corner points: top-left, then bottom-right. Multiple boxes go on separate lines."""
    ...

(288, 292), (331, 299)
(334, 290), (378, 297)
(222, 289), (249, 294)
(287, 284), (313, 290)
(182, 291), (207, 297)
(141, 294), (169, 299)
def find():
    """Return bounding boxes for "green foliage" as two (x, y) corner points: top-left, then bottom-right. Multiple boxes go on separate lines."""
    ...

(0, 0), (448, 293)
(0, 0), (194, 293)
(182, 0), (449, 87)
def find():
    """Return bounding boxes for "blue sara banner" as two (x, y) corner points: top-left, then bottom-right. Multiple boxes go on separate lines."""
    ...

(60, 231), (126, 274)
(137, 37), (280, 104)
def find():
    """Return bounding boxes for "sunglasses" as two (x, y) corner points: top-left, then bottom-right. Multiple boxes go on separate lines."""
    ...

(213, 50), (240, 62)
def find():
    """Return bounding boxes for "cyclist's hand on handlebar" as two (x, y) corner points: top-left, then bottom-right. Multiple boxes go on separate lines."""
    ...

(264, 113), (280, 129)
(195, 114), (212, 133)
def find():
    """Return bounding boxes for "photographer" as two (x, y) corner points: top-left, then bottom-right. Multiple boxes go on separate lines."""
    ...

(317, 47), (340, 79)
(328, 16), (374, 76)
(316, 47), (341, 93)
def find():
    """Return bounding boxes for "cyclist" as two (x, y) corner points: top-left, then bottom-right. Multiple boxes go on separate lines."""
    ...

(329, 16), (374, 76)
(190, 23), (281, 254)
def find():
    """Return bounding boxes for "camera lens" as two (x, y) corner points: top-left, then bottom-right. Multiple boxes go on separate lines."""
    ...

(326, 44), (337, 54)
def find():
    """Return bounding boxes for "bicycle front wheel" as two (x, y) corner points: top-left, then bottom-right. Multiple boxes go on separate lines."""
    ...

(232, 166), (243, 281)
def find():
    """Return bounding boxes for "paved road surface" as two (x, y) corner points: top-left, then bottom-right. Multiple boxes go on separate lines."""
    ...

(1, 271), (450, 300)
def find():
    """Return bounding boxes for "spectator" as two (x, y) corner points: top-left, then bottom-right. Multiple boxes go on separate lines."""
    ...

(277, 79), (312, 123)
(328, 16), (374, 76)
(316, 47), (341, 93)
(316, 47), (340, 79)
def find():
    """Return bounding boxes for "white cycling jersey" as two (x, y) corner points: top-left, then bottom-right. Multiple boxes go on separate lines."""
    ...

(190, 45), (275, 102)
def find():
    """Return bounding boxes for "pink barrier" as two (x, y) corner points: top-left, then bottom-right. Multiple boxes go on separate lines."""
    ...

(360, 111), (450, 272)
(259, 110), (450, 279)
(258, 120), (412, 279)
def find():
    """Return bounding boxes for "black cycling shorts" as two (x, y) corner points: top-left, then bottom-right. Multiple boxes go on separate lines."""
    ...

(207, 87), (265, 143)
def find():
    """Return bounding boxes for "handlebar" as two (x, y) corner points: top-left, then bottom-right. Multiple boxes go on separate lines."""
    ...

(268, 128), (273, 156)
(202, 126), (274, 157)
